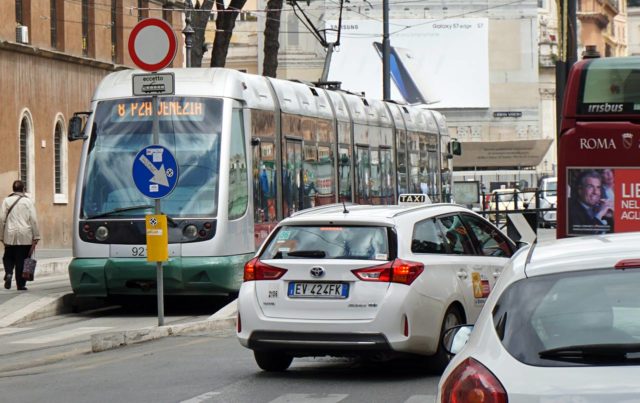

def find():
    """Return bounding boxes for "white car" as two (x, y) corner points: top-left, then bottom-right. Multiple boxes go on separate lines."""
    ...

(237, 198), (517, 372)
(438, 232), (640, 402)
(538, 177), (557, 227)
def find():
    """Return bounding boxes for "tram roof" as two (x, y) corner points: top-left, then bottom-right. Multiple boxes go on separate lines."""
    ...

(92, 68), (441, 134)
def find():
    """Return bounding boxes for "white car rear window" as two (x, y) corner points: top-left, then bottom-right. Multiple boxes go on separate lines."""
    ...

(493, 269), (640, 366)
(261, 225), (391, 260)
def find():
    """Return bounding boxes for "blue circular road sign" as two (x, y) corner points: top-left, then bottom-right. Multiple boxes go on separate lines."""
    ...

(132, 145), (179, 199)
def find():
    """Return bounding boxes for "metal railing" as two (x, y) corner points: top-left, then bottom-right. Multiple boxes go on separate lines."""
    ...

(477, 189), (557, 229)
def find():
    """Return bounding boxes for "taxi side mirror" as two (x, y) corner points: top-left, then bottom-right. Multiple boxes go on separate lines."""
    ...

(442, 324), (474, 355)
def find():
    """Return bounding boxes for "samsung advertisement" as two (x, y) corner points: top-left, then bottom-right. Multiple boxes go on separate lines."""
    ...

(326, 19), (489, 108)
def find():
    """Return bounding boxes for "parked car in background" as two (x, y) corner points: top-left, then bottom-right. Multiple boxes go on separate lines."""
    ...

(487, 189), (531, 222)
(538, 176), (557, 228)
(438, 232), (640, 402)
(237, 196), (518, 372)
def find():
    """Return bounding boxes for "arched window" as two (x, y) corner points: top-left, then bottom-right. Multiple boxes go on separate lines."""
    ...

(53, 117), (68, 203)
(19, 117), (28, 185)
(18, 112), (35, 195)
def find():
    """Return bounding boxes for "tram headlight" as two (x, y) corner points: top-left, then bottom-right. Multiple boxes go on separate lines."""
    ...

(183, 224), (198, 240)
(95, 226), (109, 242)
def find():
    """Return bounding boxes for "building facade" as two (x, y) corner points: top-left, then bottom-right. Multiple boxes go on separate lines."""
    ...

(1, 0), (186, 248)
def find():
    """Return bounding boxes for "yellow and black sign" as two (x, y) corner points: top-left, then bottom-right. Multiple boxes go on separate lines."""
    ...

(146, 214), (168, 262)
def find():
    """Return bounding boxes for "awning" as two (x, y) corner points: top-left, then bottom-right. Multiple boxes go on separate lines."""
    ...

(453, 139), (554, 168)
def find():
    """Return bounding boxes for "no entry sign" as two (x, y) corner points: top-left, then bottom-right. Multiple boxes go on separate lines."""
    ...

(128, 18), (177, 72)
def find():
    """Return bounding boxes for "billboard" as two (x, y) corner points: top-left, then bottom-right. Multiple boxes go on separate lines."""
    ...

(567, 167), (640, 236)
(326, 18), (489, 108)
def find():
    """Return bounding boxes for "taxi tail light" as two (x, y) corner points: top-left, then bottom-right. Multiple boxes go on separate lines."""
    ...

(440, 357), (507, 403)
(615, 259), (640, 270)
(351, 259), (423, 285)
(237, 313), (241, 333)
(243, 257), (287, 282)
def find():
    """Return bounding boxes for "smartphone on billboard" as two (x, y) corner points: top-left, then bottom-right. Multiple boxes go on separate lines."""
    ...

(372, 42), (436, 105)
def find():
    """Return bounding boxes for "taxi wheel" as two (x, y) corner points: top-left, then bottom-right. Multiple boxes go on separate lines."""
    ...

(429, 305), (464, 373)
(254, 351), (293, 372)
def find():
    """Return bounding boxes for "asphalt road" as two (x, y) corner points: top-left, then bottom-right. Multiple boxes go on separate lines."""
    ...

(0, 333), (441, 403)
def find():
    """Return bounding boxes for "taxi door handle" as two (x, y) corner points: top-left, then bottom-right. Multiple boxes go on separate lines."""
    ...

(456, 269), (468, 280)
(492, 270), (501, 279)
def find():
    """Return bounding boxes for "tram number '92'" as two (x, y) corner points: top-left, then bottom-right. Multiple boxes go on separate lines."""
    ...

(131, 247), (147, 257)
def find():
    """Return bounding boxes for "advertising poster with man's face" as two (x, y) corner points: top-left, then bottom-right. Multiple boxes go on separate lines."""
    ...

(567, 168), (640, 236)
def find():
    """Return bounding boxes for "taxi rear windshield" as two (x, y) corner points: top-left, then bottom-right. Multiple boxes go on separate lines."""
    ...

(493, 268), (640, 366)
(579, 58), (640, 114)
(261, 225), (391, 261)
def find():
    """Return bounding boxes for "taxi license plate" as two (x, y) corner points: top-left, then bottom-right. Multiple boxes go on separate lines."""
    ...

(287, 282), (349, 299)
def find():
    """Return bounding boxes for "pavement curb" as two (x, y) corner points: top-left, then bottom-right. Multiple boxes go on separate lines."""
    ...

(90, 300), (238, 353)
(0, 291), (74, 327)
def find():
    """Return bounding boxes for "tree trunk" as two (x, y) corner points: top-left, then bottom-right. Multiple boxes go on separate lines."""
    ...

(210, 0), (247, 67)
(262, 0), (283, 77)
(190, 0), (215, 67)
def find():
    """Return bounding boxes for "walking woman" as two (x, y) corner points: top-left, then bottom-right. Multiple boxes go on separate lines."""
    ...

(1, 180), (40, 290)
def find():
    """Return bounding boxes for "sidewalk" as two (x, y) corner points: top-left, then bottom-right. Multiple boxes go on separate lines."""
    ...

(0, 250), (237, 352)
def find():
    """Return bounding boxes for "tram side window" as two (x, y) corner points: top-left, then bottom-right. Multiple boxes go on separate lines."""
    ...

(250, 109), (277, 223)
(229, 109), (248, 220)
(370, 149), (381, 202)
(396, 129), (408, 195)
(408, 132), (421, 194)
(355, 146), (371, 204)
(338, 121), (352, 202)
(379, 148), (394, 204)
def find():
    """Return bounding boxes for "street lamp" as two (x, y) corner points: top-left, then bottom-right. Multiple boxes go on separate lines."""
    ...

(182, 0), (195, 67)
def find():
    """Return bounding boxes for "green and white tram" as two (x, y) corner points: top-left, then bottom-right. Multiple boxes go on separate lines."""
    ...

(67, 68), (459, 297)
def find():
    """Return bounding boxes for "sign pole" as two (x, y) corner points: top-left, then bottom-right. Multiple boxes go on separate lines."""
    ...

(152, 94), (165, 327)
(129, 18), (178, 328)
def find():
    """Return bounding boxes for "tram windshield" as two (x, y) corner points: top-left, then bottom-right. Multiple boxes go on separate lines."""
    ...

(81, 97), (222, 219)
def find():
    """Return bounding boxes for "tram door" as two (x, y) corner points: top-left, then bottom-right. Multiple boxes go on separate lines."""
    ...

(284, 139), (304, 217)
(355, 146), (371, 204)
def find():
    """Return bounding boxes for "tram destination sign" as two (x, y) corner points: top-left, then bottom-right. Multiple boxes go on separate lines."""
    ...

(133, 73), (175, 96)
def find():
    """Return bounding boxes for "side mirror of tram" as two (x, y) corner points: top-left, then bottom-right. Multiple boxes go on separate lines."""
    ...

(448, 140), (462, 158)
(68, 113), (90, 141)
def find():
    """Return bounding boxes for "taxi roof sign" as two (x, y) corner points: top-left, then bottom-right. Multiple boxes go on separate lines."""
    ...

(398, 194), (432, 205)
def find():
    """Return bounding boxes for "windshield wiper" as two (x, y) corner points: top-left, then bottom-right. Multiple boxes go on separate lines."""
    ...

(286, 250), (326, 258)
(86, 204), (154, 220)
(539, 343), (640, 363)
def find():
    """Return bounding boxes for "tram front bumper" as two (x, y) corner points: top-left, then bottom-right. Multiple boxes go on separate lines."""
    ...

(69, 254), (250, 297)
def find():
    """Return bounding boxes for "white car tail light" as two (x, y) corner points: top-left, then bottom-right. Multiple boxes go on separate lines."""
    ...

(441, 358), (507, 403)
(243, 257), (287, 281)
(351, 259), (424, 285)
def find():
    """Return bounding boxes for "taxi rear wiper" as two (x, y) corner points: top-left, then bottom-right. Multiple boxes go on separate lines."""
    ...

(539, 343), (640, 363)
(86, 204), (154, 219)
(286, 250), (326, 258)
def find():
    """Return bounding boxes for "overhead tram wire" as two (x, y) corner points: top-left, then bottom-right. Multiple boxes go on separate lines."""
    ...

(57, 0), (531, 37)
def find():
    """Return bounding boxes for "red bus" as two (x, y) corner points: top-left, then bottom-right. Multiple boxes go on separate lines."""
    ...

(558, 56), (640, 238)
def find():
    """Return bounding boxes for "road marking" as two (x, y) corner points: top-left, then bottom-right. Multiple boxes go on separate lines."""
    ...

(405, 395), (436, 403)
(11, 327), (112, 344)
(180, 391), (221, 403)
(0, 327), (33, 336)
(269, 394), (349, 403)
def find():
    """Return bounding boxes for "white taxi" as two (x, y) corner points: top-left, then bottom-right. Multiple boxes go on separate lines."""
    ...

(438, 232), (640, 403)
(237, 196), (517, 372)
